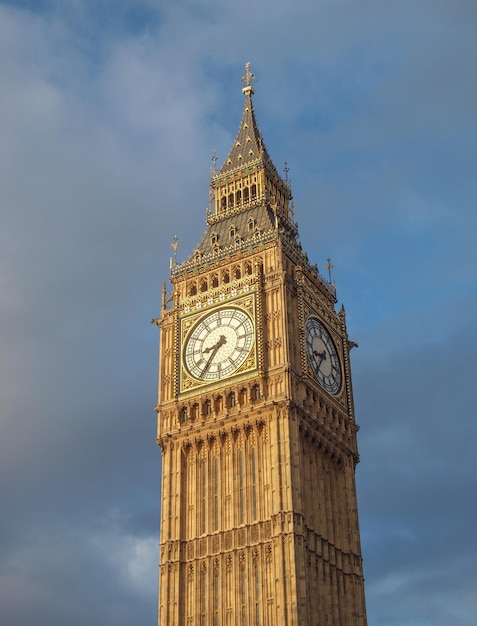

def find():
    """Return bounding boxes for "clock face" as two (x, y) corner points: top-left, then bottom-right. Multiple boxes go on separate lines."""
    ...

(305, 317), (342, 395)
(184, 307), (254, 381)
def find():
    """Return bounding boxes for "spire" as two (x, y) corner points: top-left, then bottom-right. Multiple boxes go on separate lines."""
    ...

(216, 62), (276, 177)
(174, 64), (334, 304)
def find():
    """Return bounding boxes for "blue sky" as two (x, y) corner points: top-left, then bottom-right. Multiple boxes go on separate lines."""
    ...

(0, 1), (476, 624)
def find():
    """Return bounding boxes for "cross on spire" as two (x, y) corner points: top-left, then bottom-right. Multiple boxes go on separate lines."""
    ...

(241, 62), (256, 95)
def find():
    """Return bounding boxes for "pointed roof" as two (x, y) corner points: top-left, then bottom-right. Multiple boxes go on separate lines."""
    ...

(216, 63), (278, 178)
(171, 64), (337, 300)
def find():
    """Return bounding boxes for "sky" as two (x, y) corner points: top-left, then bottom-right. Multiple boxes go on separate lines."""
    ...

(0, 1), (476, 624)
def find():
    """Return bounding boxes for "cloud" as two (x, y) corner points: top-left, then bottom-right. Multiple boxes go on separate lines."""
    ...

(355, 319), (477, 624)
(0, 1), (475, 625)
(0, 521), (157, 626)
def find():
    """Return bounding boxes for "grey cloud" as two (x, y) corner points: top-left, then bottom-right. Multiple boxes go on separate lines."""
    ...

(0, 1), (476, 625)
(354, 321), (477, 624)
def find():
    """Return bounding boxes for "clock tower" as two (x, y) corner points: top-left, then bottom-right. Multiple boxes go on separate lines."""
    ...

(154, 63), (367, 625)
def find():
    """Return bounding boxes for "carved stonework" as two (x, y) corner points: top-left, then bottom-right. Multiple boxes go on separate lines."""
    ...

(264, 521), (271, 539)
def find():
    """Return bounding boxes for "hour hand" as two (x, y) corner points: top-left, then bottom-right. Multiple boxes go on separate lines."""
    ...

(313, 349), (326, 368)
(201, 335), (227, 375)
(204, 335), (227, 354)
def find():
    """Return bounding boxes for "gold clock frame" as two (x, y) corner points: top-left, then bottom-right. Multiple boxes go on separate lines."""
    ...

(178, 291), (259, 394)
(300, 298), (346, 405)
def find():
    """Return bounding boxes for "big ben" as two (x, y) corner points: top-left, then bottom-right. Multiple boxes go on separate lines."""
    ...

(154, 63), (367, 625)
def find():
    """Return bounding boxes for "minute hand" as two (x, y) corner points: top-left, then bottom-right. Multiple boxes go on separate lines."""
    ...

(201, 334), (227, 376)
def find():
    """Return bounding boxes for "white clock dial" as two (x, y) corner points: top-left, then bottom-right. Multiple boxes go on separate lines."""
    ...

(184, 307), (254, 381)
(305, 317), (342, 395)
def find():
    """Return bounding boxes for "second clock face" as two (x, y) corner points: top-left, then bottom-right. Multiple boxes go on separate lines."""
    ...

(305, 316), (342, 395)
(184, 307), (254, 381)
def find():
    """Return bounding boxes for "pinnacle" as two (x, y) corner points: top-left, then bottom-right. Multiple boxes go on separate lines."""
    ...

(215, 63), (276, 178)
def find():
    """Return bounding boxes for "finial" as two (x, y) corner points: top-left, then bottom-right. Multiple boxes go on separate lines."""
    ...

(325, 257), (334, 283)
(211, 149), (217, 176)
(284, 162), (290, 185)
(171, 235), (179, 266)
(241, 62), (256, 96)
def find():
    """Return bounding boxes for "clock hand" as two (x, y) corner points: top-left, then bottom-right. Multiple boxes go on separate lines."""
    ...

(313, 349), (327, 370)
(203, 336), (226, 354)
(201, 335), (227, 376)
